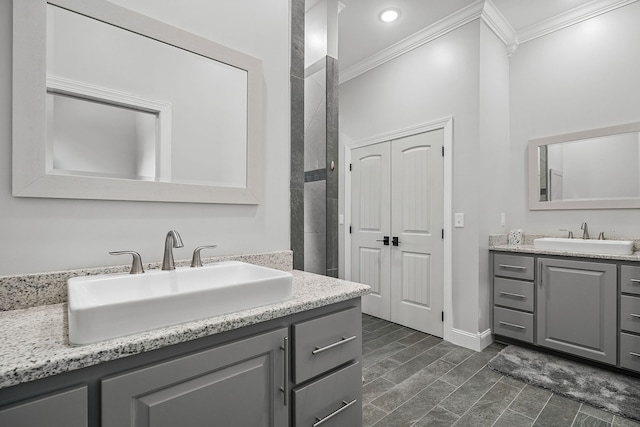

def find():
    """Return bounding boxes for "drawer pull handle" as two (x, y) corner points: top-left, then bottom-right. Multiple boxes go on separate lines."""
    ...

(279, 336), (289, 406)
(630, 352), (640, 358)
(499, 321), (526, 330)
(499, 264), (526, 271)
(499, 291), (526, 299)
(630, 279), (640, 283)
(630, 314), (640, 319)
(312, 335), (357, 355)
(313, 399), (357, 427)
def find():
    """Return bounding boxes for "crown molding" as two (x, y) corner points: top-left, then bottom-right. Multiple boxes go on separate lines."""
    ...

(517, 0), (639, 43)
(480, 0), (516, 47)
(339, 0), (485, 84)
(339, 0), (639, 84)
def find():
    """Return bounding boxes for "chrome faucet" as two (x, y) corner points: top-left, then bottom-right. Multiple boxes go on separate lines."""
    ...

(191, 245), (218, 268)
(580, 222), (589, 240)
(162, 230), (184, 270)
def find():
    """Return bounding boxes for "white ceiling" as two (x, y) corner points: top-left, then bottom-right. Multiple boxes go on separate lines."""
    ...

(338, 0), (600, 72)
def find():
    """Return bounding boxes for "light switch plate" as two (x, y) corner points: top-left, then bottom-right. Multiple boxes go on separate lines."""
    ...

(454, 213), (464, 228)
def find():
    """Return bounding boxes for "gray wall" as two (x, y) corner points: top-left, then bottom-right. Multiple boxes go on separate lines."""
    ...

(508, 1), (640, 236)
(0, 0), (291, 275)
(340, 20), (488, 336)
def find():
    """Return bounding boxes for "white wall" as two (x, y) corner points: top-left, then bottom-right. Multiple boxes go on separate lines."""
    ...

(340, 20), (485, 335)
(509, 1), (640, 235)
(477, 23), (510, 333)
(0, 0), (291, 275)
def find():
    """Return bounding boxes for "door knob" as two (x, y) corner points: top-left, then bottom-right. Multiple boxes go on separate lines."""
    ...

(392, 237), (400, 246)
(376, 236), (390, 246)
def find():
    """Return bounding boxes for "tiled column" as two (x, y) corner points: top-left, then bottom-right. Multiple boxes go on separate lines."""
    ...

(290, 0), (305, 271)
(326, 56), (339, 278)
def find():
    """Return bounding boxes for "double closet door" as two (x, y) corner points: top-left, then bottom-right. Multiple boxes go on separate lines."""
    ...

(351, 129), (444, 337)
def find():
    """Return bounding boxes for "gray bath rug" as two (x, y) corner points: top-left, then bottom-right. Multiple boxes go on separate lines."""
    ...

(488, 345), (640, 421)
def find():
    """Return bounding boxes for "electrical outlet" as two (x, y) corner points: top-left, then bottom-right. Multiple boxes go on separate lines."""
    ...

(454, 213), (464, 228)
(501, 213), (506, 227)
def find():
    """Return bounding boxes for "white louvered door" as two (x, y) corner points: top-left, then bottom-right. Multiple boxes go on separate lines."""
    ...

(351, 129), (444, 337)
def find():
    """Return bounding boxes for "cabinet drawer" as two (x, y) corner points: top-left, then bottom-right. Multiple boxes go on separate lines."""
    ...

(494, 277), (534, 312)
(0, 386), (87, 427)
(293, 361), (362, 427)
(620, 332), (640, 372)
(621, 295), (640, 334)
(493, 306), (534, 343)
(494, 254), (534, 281)
(293, 306), (361, 384)
(621, 265), (640, 296)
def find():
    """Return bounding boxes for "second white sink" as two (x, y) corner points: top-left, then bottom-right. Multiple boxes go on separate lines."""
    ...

(533, 237), (634, 255)
(68, 261), (293, 345)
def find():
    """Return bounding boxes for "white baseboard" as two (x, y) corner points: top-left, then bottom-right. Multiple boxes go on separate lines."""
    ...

(450, 328), (493, 352)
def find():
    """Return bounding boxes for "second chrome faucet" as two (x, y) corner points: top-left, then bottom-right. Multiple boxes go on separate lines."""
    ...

(581, 222), (589, 240)
(114, 230), (216, 273)
(162, 230), (184, 270)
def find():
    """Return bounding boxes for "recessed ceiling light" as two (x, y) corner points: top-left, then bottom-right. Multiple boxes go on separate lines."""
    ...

(379, 8), (400, 23)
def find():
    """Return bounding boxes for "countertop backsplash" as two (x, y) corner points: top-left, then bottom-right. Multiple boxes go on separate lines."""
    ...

(489, 233), (640, 262)
(490, 233), (640, 251)
(0, 251), (293, 311)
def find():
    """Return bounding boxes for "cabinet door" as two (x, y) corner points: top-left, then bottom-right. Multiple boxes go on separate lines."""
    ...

(0, 385), (87, 427)
(102, 328), (288, 427)
(537, 258), (616, 365)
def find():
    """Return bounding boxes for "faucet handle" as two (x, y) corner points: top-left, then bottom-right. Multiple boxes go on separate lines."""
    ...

(598, 230), (615, 240)
(191, 245), (218, 268)
(559, 229), (574, 239)
(109, 251), (145, 274)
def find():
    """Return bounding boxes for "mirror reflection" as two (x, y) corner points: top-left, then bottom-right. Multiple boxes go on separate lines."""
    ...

(537, 132), (640, 201)
(528, 122), (640, 210)
(47, 93), (159, 180)
(46, 3), (248, 187)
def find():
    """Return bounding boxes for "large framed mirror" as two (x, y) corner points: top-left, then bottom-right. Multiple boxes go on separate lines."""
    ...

(528, 122), (640, 210)
(13, 0), (262, 204)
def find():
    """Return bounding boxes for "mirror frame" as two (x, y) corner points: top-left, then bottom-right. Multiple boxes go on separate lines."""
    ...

(528, 121), (640, 210)
(13, 0), (263, 204)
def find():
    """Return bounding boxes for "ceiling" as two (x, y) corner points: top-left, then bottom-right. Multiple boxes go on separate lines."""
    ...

(337, 0), (603, 72)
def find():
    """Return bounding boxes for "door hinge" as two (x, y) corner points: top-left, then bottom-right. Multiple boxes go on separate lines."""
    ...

(349, 225), (352, 234)
(349, 163), (352, 171)
(441, 311), (444, 322)
(441, 229), (444, 239)
(441, 146), (444, 157)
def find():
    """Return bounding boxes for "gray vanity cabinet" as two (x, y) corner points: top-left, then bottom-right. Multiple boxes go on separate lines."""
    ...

(101, 328), (288, 427)
(0, 385), (87, 427)
(536, 258), (617, 365)
(492, 254), (535, 343)
(620, 265), (640, 372)
(291, 306), (363, 426)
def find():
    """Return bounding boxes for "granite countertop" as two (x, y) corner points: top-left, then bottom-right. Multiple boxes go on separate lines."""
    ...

(488, 233), (640, 261)
(0, 270), (370, 390)
(490, 243), (640, 262)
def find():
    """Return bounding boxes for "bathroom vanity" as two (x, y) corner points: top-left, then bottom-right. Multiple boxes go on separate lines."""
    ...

(0, 253), (369, 426)
(490, 242), (640, 374)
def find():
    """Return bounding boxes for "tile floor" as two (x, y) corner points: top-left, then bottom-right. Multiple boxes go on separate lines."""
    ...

(361, 314), (640, 427)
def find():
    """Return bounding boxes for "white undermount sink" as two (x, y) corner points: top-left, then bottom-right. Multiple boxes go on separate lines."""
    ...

(68, 261), (293, 345)
(533, 237), (634, 255)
